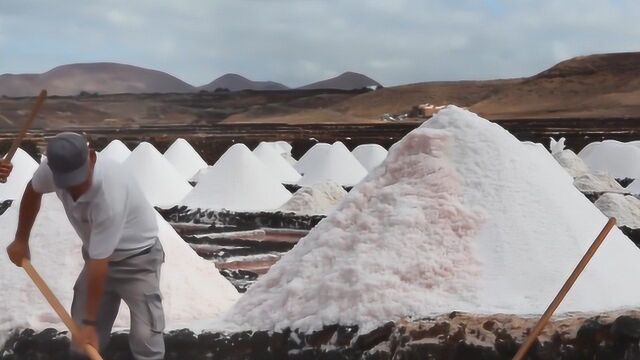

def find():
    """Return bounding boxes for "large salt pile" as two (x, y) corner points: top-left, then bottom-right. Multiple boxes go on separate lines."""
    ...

(297, 142), (368, 187)
(181, 144), (292, 212)
(578, 140), (640, 179)
(0, 195), (238, 340)
(253, 142), (301, 184)
(352, 144), (388, 171)
(294, 143), (331, 175)
(279, 182), (347, 215)
(99, 140), (131, 163)
(164, 138), (208, 181)
(220, 106), (640, 333)
(123, 142), (192, 207)
(0, 149), (39, 201)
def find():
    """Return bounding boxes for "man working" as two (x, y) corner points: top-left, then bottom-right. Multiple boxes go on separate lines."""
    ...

(5, 133), (165, 359)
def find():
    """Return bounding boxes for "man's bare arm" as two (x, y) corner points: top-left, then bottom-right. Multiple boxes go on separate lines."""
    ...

(7, 181), (42, 266)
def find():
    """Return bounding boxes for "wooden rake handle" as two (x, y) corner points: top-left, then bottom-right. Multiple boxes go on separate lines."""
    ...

(3, 89), (47, 161)
(21, 259), (103, 360)
(512, 217), (617, 360)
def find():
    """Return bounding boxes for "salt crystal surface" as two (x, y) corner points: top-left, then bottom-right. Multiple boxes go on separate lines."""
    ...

(123, 142), (193, 207)
(297, 142), (368, 187)
(253, 142), (301, 184)
(163, 138), (208, 181)
(549, 137), (566, 154)
(578, 140), (640, 179)
(99, 140), (131, 163)
(553, 150), (590, 178)
(595, 193), (640, 229)
(0, 195), (238, 341)
(279, 182), (347, 215)
(574, 174), (626, 193)
(0, 149), (38, 201)
(181, 144), (292, 211)
(627, 180), (640, 194)
(294, 143), (331, 175)
(219, 106), (640, 333)
(352, 144), (388, 171)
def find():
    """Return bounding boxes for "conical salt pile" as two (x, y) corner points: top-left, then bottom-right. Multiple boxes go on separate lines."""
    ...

(275, 141), (293, 155)
(0, 148), (39, 201)
(294, 143), (331, 175)
(99, 140), (131, 163)
(164, 138), (208, 181)
(578, 140), (640, 178)
(123, 142), (192, 207)
(352, 144), (388, 171)
(181, 144), (292, 212)
(595, 193), (640, 229)
(221, 106), (640, 333)
(297, 142), (367, 187)
(553, 150), (590, 178)
(253, 142), (301, 184)
(0, 195), (238, 337)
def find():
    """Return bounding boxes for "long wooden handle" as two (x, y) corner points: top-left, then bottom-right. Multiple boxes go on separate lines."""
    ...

(512, 217), (617, 360)
(21, 259), (103, 360)
(3, 89), (47, 161)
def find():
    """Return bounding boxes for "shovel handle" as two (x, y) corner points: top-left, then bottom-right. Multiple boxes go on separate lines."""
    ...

(3, 89), (47, 161)
(21, 259), (103, 360)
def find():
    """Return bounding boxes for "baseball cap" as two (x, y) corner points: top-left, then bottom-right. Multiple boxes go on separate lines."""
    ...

(46, 132), (90, 188)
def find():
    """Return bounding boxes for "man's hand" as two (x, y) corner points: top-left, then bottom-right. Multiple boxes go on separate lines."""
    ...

(0, 159), (12, 183)
(72, 325), (99, 353)
(6, 239), (30, 267)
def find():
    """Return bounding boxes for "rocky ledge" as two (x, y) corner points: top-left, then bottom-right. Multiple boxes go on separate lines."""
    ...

(5, 311), (640, 359)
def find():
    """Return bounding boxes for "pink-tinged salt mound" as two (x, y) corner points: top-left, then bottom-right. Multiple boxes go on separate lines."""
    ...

(0, 148), (38, 201)
(0, 195), (238, 341)
(220, 106), (640, 333)
(163, 138), (208, 181)
(123, 142), (192, 207)
(297, 142), (368, 187)
(181, 144), (292, 211)
(294, 143), (331, 175)
(99, 140), (131, 163)
(253, 142), (301, 184)
(578, 140), (640, 179)
(352, 144), (388, 171)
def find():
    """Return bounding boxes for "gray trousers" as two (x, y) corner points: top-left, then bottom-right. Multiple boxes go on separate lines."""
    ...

(71, 240), (166, 360)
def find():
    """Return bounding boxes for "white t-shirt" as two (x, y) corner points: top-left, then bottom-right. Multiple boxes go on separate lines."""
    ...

(31, 157), (158, 261)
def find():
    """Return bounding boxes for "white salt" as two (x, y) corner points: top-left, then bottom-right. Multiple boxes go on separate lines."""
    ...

(553, 150), (590, 178)
(574, 174), (626, 193)
(163, 138), (208, 181)
(594, 193), (640, 229)
(279, 182), (347, 215)
(219, 106), (640, 333)
(253, 142), (301, 184)
(294, 143), (331, 175)
(99, 140), (131, 163)
(0, 195), (238, 341)
(0, 149), (39, 201)
(297, 142), (368, 187)
(352, 144), (388, 171)
(181, 144), (292, 212)
(578, 140), (640, 179)
(123, 142), (193, 207)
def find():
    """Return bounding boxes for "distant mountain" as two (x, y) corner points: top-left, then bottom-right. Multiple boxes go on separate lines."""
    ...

(0, 62), (195, 97)
(298, 71), (381, 90)
(199, 73), (289, 92)
(470, 51), (640, 118)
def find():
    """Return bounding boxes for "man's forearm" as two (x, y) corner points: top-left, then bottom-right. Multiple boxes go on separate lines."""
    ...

(85, 259), (109, 321)
(15, 182), (42, 242)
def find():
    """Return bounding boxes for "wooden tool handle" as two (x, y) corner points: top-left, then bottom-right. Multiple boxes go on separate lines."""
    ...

(21, 259), (103, 360)
(3, 89), (47, 161)
(512, 217), (617, 360)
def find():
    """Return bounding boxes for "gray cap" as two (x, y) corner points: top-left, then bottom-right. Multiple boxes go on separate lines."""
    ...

(46, 132), (90, 188)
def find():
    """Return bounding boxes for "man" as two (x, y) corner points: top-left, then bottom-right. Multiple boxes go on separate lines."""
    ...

(0, 158), (12, 183)
(5, 133), (165, 360)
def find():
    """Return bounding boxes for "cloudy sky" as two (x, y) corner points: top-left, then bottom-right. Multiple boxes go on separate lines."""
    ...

(0, 0), (639, 87)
